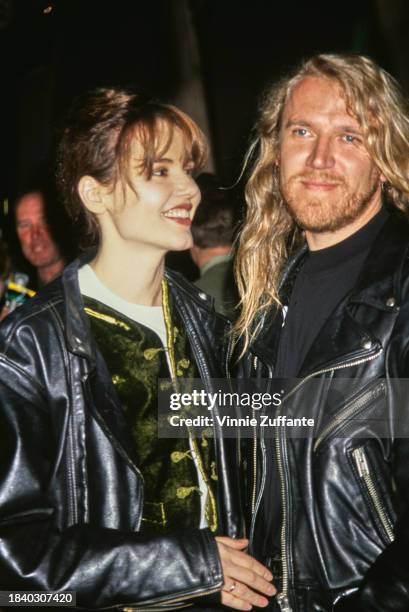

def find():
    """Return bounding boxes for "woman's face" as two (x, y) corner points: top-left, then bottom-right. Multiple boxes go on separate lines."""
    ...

(103, 126), (201, 256)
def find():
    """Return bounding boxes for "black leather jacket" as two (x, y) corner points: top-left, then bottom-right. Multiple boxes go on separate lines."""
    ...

(243, 212), (409, 612)
(0, 252), (243, 610)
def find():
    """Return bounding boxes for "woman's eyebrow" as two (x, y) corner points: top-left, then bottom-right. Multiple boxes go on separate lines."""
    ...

(154, 157), (173, 163)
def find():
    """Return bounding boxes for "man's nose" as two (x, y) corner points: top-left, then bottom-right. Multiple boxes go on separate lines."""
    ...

(306, 135), (335, 170)
(31, 224), (46, 240)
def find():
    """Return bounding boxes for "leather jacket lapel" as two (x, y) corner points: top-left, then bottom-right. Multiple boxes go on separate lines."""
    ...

(85, 348), (142, 476)
(297, 302), (382, 377)
(298, 213), (408, 376)
(61, 250), (143, 477)
(250, 211), (409, 377)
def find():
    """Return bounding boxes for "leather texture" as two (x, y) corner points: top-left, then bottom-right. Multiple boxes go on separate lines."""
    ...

(241, 211), (409, 611)
(0, 251), (243, 610)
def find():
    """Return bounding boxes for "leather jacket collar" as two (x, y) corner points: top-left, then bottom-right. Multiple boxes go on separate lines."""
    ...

(250, 210), (409, 374)
(58, 250), (229, 481)
(60, 248), (221, 367)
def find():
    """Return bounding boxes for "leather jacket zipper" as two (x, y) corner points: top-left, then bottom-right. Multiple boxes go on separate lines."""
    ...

(226, 331), (242, 469)
(275, 422), (292, 612)
(67, 416), (78, 525)
(251, 408), (258, 514)
(251, 355), (259, 513)
(274, 346), (382, 611)
(119, 581), (223, 611)
(248, 361), (272, 545)
(123, 606), (190, 611)
(120, 604), (188, 612)
(281, 347), (382, 406)
(352, 446), (394, 543)
(248, 430), (267, 545)
(276, 593), (292, 612)
(313, 380), (386, 452)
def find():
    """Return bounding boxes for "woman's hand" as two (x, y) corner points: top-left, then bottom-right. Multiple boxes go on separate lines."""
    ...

(216, 536), (277, 610)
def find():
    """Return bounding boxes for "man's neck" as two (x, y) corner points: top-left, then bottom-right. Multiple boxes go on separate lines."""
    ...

(194, 245), (232, 270)
(38, 258), (66, 285)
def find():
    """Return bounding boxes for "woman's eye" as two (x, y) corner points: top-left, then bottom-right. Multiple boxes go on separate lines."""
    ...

(152, 167), (168, 177)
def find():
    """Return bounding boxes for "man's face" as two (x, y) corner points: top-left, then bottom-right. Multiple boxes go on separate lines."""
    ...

(279, 76), (383, 234)
(15, 193), (62, 269)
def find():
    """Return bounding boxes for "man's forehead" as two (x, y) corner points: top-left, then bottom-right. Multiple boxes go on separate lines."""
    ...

(16, 193), (45, 217)
(282, 76), (360, 128)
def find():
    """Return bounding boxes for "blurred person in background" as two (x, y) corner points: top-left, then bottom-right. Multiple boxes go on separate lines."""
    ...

(190, 173), (238, 319)
(15, 189), (67, 288)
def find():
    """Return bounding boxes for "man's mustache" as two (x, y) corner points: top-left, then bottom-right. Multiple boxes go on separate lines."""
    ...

(290, 172), (345, 185)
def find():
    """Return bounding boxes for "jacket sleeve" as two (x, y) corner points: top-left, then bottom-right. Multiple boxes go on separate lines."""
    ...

(333, 528), (409, 611)
(0, 357), (223, 609)
(333, 438), (409, 611)
(334, 345), (409, 612)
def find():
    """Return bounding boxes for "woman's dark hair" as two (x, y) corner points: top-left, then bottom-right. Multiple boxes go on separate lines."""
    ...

(56, 88), (208, 246)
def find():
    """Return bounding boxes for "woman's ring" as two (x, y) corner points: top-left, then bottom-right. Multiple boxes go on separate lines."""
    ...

(229, 581), (237, 593)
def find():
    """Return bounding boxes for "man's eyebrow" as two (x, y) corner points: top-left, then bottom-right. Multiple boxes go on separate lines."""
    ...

(284, 119), (363, 134)
(336, 125), (363, 135)
(284, 119), (313, 129)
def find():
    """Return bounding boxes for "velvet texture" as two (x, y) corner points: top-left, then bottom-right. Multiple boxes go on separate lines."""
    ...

(84, 295), (217, 534)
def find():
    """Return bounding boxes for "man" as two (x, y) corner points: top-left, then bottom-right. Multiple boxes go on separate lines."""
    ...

(191, 174), (238, 319)
(235, 54), (409, 611)
(15, 190), (66, 287)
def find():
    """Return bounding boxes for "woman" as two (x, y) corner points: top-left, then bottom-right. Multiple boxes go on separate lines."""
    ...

(0, 89), (274, 610)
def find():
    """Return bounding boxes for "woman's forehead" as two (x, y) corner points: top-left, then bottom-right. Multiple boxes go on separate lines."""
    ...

(129, 122), (191, 160)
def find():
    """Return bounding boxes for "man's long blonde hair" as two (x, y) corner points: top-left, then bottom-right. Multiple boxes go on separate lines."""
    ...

(235, 53), (409, 349)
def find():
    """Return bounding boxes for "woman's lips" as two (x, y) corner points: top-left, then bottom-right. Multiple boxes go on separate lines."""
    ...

(169, 217), (191, 226)
(162, 204), (192, 226)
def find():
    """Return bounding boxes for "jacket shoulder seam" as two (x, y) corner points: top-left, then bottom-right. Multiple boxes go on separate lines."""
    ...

(0, 354), (47, 403)
(3, 298), (63, 354)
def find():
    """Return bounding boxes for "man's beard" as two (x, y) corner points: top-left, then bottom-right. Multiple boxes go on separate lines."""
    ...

(281, 172), (380, 232)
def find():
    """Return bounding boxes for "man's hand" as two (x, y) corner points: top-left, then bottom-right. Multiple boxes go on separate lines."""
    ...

(216, 536), (276, 610)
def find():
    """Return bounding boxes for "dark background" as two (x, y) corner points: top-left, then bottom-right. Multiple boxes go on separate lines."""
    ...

(1, 0), (408, 273)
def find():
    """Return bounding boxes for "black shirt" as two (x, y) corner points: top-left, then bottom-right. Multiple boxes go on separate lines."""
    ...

(274, 206), (390, 378)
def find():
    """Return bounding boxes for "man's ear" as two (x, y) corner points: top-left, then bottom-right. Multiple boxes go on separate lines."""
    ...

(78, 176), (109, 215)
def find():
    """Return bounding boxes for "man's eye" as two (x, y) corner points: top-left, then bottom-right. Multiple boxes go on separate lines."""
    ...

(293, 128), (310, 137)
(343, 134), (360, 144)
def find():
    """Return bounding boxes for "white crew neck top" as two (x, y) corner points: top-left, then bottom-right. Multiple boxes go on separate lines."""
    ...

(78, 264), (167, 345)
